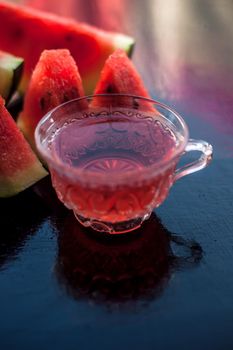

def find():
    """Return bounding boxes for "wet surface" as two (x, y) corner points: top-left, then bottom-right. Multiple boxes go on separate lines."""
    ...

(1, 1), (233, 349)
(55, 212), (202, 307)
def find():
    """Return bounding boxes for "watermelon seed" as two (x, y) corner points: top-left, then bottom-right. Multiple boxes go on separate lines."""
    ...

(133, 99), (139, 110)
(106, 84), (115, 93)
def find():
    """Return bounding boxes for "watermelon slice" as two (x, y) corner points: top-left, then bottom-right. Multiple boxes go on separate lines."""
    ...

(0, 96), (47, 197)
(0, 50), (24, 103)
(0, 2), (134, 94)
(18, 49), (87, 149)
(93, 49), (155, 111)
(94, 49), (151, 97)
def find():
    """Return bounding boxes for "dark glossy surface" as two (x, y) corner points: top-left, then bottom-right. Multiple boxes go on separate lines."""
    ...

(1, 1), (233, 349)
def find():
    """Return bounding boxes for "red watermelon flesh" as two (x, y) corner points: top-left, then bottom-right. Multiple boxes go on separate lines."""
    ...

(0, 2), (134, 94)
(18, 49), (87, 149)
(94, 49), (151, 97)
(0, 96), (47, 197)
(93, 49), (155, 111)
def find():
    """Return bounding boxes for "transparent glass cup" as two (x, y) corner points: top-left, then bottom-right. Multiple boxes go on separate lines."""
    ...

(35, 94), (213, 234)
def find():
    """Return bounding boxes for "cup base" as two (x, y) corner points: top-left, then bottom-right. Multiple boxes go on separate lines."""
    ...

(74, 212), (151, 234)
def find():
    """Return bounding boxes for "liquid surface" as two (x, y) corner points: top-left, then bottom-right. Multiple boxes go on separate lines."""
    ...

(52, 113), (178, 174)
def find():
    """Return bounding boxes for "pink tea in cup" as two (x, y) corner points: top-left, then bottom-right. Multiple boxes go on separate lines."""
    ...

(35, 95), (212, 234)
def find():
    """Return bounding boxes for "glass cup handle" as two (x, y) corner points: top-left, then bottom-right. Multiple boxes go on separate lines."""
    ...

(175, 139), (213, 181)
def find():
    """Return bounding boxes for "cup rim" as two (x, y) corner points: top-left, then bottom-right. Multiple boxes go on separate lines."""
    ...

(35, 94), (189, 185)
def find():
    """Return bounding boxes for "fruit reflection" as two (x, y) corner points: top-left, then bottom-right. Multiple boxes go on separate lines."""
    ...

(55, 213), (202, 305)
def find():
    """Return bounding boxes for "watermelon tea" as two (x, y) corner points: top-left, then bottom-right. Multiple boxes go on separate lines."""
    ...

(35, 95), (213, 234)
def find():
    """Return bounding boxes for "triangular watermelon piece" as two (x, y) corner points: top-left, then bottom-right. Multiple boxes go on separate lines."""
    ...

(0, 2), (134, 94)
(0, 96), (47, 197)
(18, 49), (87, 149)
(93, 49), (155, 111)
(94, 49), (151, 97)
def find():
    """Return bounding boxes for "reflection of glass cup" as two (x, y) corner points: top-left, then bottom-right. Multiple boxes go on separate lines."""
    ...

(35, 94), (213, 234)
(55, 213), (202, 305)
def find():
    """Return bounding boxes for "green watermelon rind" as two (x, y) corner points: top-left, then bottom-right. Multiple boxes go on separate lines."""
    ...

(0, 160), (47, 198)
(113, 34), (135, 58)
(0, 54), (24, 102)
